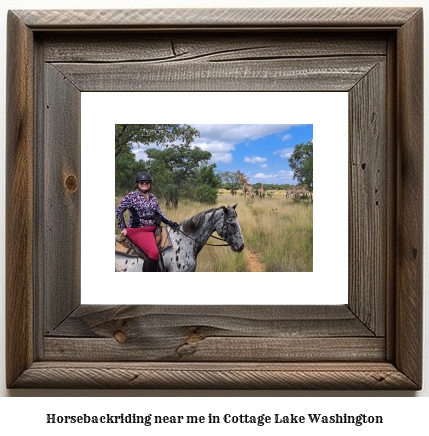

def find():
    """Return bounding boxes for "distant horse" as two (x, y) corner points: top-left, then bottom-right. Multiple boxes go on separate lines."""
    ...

(115, 205), (244, 272)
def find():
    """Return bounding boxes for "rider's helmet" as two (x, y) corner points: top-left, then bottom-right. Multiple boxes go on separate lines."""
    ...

(136, 172), (152, 183)
(136, 172), (152, 191)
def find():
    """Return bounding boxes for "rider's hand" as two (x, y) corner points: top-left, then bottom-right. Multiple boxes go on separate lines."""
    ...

(169, 221), (179, 230)
(121, 229), (128, 236)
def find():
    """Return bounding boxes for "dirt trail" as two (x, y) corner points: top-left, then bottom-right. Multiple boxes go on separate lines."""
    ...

(244, 248), (265, 272)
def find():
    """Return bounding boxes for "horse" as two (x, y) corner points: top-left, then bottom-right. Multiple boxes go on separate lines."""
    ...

(115, 204), (244, 272)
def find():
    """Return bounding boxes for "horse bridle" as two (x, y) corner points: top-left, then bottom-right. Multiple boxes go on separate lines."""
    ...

(167, 209), (234, 248)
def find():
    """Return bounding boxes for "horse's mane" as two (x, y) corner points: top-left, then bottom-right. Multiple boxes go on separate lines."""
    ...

(180, 207), (220, 235)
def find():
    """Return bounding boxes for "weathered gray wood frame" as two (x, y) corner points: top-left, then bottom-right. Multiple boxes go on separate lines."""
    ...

(6, 8), (423, 389)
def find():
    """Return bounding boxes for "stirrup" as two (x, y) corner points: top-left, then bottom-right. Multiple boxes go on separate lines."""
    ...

(116, 234), (148, 260)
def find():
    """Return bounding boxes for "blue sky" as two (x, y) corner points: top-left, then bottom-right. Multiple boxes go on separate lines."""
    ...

(132, 124), (313, 185)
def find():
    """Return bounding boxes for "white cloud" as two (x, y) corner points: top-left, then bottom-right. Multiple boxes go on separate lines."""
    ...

(254, 173), (274, 179)
(192, 124), (300, 144)
(193, 139), (236, 164)
(210, 152), (233, 164)
(188, 124), (307, 165)
(273, 148), (294, 159)
(244, 156), (267, 164)
(252, 170), (294, 182)
(196, 140), (233, 153)
(260, 164), (268, 168)
(131, 124), (308, 166)
(282, 134), (292, 141)
(278, 170), (294, 178)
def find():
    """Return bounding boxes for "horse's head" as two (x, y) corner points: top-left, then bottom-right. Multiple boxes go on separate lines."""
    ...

(218, 204), (244, 253)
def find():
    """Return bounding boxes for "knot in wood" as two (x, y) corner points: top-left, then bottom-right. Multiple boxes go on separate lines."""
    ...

(185, 333), (203, 344)
(64, 173), (78, 194)
(114, 331), (128, 343)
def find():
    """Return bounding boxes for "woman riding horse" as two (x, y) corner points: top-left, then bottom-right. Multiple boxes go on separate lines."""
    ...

(115, 172), (179, 272)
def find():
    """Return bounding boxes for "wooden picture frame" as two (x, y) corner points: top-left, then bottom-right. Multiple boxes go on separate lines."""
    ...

(6, 7), (423, 389)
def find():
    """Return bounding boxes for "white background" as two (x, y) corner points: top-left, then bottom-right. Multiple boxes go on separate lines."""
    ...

(0, 0), (428, 427)
(82, 92), (348, 305)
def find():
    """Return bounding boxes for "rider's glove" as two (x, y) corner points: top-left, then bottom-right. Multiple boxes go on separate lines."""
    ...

(160, 215), (178, 229)
(169, 221), (179, 230)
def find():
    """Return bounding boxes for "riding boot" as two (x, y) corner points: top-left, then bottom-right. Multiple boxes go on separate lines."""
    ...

(145, 257), (159, 272)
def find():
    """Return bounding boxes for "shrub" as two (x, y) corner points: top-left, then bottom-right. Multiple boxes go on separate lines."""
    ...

(195, 184), (218, 204)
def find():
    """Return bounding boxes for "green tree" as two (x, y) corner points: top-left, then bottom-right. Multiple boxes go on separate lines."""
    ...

(115, 124), (200, 195)
(115, 124), (200, 158)
(288, 140), (313, 192)
(220, 171), (241, 195)
(195, 164), (221, 204)
(146, 144), (212, 208)
(199, 164), (221, 188)
(194, 184), (218, 204)
(115, 153), (147, 195)
(144, 158), (177, 205)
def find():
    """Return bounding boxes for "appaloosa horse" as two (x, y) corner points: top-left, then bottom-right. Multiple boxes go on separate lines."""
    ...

(115, 204), (244, 272)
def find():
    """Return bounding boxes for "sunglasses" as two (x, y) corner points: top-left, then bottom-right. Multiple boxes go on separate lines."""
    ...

(138, 181), (150, 185)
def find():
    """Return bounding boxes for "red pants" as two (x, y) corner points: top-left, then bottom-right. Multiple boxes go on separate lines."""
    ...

(126, 226), (158, 261)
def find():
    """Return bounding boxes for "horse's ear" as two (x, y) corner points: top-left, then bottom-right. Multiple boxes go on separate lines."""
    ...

(232, 203), (237, 210)
(222, 206), (228, 213)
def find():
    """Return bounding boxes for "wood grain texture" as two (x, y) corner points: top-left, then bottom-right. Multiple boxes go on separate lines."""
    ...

(395, 9), (424, 388)
(44, 305), (380, 362)
(43, 64), (81, 333)
(348, 62), (386, 335)
(42, 33), (388, 63)
(47, 305), (374, 338)
(6, 7), (423, 390)
(384, 33), (398, 364)
(52, 56), (383, 92)
(11, 362), (419, 390)
(14, 8), (420, 29)
(44, 337), (385, 362)
(5, 11), (34, 388)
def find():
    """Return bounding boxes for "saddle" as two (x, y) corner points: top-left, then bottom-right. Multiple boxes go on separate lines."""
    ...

(115, 227), (172, 265)
(116, 233), (149, 259)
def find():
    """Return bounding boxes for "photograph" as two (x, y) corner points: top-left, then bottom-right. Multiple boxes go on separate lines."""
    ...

(114, 124), (314, 273)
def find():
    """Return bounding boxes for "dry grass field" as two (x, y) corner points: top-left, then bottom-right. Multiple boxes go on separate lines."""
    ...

(115, 189), (313, 272)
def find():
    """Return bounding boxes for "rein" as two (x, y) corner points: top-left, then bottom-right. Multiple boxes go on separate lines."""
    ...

(167, 212), (231, 247)
(170, 226), (230, 247)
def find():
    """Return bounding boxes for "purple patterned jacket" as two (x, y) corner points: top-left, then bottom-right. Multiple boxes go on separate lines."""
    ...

(116, 190), (170, 232)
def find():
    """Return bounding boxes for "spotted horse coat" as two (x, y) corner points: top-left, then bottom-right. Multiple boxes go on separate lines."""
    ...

(115, 205), (244, 272)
